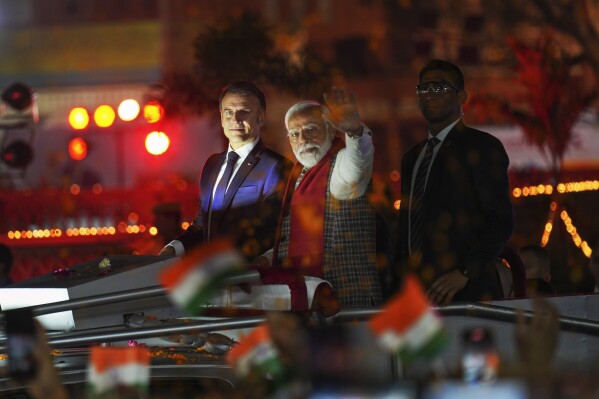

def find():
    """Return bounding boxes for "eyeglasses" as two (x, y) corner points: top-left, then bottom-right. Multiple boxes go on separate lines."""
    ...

(416, 81), (461, 95)
(287, 124), (322, 143)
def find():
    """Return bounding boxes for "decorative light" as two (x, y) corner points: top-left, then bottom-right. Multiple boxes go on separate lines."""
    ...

(145, 131), (170, 155)
(68, 107), (90, 130)
(513, 180), (599, 197)
(540, 201), (557, 247)
(117, 99), (141, 122)
(93, 105), (116, 128)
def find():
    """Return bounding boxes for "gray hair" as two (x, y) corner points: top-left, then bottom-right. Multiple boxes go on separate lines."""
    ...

(284, 101), (329, 130)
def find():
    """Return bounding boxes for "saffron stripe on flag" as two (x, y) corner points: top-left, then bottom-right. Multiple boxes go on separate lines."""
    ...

(87, 346), (150, 396)
(160, 239), (241, 289)
(369, 274), (448, 363)
(227, 324), (283, 378)
(159, 239), (245, 314)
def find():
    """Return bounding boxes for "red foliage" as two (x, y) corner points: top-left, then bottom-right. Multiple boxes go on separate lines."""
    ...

(505, 33), (598, 175)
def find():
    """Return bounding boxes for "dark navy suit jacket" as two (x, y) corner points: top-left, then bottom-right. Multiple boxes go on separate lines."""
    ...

(395, 121), (514, 301)
(178, 140), (292, 260)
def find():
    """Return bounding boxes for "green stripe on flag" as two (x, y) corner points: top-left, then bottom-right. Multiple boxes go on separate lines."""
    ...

(398, 329), (449, 365)
(182, 268), (246, 315)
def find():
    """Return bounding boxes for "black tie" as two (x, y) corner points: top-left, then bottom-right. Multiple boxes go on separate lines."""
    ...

(212, 151), (240, 212)
(410, 137), (440, 253)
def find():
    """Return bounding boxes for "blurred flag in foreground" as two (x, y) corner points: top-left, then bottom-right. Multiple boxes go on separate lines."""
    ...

(87, 346), (150, 398)
(227, 324), (300, 396)
(160, 239), (245, 315)
(226, 324), (284, 379)
(369, 274), (448, 364)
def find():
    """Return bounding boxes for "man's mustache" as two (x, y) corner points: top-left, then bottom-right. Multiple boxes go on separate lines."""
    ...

(297, 143), (321, 153)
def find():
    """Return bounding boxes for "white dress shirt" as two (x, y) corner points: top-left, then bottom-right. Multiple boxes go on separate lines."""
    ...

(167, 138), (260, 256)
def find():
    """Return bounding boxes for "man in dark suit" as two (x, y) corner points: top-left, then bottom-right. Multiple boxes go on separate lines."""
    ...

(160, 81), (291, 260)
(394, 60), (514, 305)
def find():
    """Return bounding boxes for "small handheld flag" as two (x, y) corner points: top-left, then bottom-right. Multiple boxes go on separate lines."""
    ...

(87, 346), (150, 398)
(226, 324), (284, 379)
(369, 274), (448, 364)
(160, 239), (245, 315)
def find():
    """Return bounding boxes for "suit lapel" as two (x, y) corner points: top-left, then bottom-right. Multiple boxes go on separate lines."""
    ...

(221, 141), (262, 209)
(202, 152), (226, 212)
(426, 122), (464, 194)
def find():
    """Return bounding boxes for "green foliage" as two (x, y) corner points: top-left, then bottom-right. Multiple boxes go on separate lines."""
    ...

(151, 11), (331, 118)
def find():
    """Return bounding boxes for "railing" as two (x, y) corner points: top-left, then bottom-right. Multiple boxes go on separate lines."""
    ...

(2, 284), (599, 350)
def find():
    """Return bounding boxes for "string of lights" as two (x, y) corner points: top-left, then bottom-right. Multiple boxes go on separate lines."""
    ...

(6, 221), (191, 242)
(513, 180), (599, 198)
(559, 208), (593, 259)
(541, 201), (592, 259)
(540, 201), (557, 248)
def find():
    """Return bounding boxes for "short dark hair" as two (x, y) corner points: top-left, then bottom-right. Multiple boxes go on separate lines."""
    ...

(0, 244), (13, 275)
(218, 81), (266, 111)
(419, 59), (465, 90)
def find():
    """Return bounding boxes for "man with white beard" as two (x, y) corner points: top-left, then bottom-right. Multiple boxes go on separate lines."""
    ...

(258, 88), (383, 311)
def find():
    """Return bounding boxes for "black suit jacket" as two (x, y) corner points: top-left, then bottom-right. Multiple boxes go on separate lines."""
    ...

(395, 121), (514, 301)
(178, 140), (292, 260)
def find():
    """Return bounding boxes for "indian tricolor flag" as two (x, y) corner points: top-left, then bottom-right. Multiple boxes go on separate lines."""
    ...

(87, 347), (150, 397)
(369, 274), (448, 364)
(226, 324), (284, 380)
(160, 239), (245, 315)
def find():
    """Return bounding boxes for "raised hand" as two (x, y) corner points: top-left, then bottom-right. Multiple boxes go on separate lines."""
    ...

(515, 298), (559, 376)
(322, 87), (363, 136)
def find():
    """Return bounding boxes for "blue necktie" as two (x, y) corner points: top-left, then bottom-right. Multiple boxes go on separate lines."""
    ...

(410, 137), (440, 253)
(211, 151), (240, 212)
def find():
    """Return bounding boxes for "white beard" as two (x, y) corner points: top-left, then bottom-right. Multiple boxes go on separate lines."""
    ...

(293, 139), (333, 168)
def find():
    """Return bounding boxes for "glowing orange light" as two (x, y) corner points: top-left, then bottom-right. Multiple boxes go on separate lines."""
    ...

(68, 137), (88, 161)
(582, 242), (592, 258)
(94, 105), (116, 128)
(394, 200), (401, 210)
(118, 99), (140, 122)
(561, 183), (567, 192)
(149, 226), (158, 236)
(70, 184), (81, 195)
(144, 101), (164, 124)
(68, 107), (90, 130)
(181, 222), (190, 230)
(128, 212), (139, 224)
(145, 131), (170, 155)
